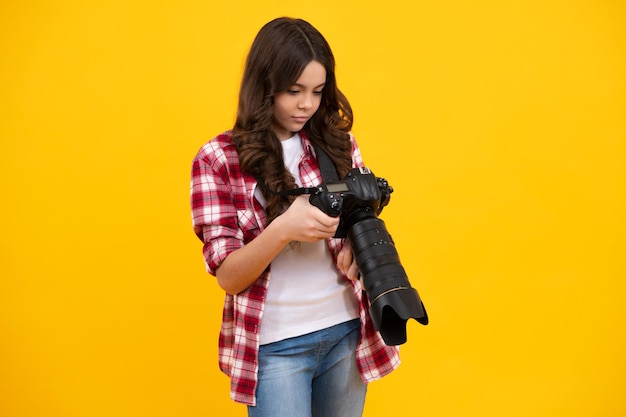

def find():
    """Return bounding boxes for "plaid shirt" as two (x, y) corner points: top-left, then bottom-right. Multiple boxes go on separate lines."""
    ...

(190, 130), (400, 406)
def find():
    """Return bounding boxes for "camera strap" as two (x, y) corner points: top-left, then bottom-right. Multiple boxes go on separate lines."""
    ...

(312, 142), (340, 183)
(254, 179), (317, 196)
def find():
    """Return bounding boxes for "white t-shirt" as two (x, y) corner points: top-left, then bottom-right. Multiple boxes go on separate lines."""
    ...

(259, 133), (359, 345)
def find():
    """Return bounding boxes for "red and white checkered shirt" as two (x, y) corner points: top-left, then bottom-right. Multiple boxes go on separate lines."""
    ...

(190, 130), (400, 405)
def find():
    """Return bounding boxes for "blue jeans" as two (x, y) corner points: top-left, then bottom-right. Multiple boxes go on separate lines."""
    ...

(248, 318), (366, 417)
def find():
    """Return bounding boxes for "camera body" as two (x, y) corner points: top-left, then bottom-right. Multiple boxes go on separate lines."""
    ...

(309, 167), (428, 346)
(309, 167), (391, 238)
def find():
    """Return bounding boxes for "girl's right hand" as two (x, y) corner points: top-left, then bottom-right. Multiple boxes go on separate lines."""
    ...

(215, 195), (339, 294)
(273, 195), (340, 243)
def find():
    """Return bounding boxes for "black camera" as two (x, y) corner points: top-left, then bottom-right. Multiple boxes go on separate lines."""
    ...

(310, 167), (428, 345)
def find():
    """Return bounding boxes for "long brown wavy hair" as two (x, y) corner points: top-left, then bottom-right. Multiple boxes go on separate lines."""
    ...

(233, 17), (354, 223)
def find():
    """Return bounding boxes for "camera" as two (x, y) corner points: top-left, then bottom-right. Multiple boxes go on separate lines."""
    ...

(310, 167), (428, 345)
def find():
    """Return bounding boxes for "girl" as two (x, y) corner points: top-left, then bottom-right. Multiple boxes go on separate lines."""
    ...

(190, 17), (399, 417)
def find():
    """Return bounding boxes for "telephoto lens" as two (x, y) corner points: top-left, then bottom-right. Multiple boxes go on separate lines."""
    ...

(348, 217), (428, 345)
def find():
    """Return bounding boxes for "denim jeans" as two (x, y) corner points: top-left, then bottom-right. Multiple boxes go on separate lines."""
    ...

(248, 318), (366, 417)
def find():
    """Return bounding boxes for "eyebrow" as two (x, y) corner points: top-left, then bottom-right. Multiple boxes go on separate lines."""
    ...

(292, 82), (326, 89)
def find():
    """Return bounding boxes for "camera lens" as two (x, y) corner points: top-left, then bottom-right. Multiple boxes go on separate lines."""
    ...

(348, 217), (427, 345)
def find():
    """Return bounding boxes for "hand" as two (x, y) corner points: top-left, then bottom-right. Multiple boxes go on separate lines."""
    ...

(337, 238), (359, 280)
(274, 195), (340, 243)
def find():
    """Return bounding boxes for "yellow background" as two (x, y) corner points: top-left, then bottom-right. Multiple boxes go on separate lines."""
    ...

(1, 1), (625, 416)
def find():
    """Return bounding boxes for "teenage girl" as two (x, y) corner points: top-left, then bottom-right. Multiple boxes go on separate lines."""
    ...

(191, 17), (399, 417)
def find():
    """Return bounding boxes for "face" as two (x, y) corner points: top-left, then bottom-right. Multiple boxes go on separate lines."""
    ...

(272, 60), (326, 140)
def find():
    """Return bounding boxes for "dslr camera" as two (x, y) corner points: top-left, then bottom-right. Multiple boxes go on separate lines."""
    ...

(310, 167), (428, 345)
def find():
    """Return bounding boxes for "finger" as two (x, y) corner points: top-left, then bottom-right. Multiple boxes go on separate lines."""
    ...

(315, 223), (339, 239)
(337, 247), (349, 274)
(315, 214), (340, 229)
(337, 243), (355, 276)
(347, 262), (359, 280)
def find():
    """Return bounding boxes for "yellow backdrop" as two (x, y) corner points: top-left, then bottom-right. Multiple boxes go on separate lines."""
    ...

(1, 1), (625, 416)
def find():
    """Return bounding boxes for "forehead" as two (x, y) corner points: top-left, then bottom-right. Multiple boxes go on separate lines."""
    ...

(293, 61), (326, 86)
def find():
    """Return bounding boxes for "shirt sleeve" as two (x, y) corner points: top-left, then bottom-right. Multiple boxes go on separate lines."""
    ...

(350, 133), (365, 168)
(190, 144), (245, 275)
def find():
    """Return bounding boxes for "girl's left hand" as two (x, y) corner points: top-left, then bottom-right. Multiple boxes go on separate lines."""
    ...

(337, 239), (359, 280)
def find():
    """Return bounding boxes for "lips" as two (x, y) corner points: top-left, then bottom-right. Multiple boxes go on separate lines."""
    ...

(293, 116), (309, 123)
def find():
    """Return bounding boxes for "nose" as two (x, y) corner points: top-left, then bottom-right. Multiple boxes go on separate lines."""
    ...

(298, 93), (313, 110)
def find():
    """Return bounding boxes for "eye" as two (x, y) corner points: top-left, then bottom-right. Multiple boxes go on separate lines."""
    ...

(313, 90), (323, 95)
(288, 89), (300, 95)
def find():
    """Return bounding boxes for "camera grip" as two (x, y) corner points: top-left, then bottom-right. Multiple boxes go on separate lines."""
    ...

(309, 188), (343, 217)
